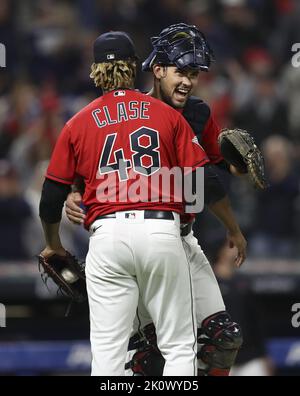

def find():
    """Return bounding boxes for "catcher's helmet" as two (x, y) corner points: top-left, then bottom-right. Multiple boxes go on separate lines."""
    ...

(142, 23), (214, 72)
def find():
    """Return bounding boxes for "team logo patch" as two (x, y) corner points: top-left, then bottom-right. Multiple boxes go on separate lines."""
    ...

(125, 212), (136, 219)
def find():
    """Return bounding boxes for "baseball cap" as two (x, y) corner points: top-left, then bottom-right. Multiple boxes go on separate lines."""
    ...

(93, 31), (139, 63)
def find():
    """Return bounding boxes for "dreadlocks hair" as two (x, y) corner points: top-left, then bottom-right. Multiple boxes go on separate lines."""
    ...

(90, 59), (136, 92)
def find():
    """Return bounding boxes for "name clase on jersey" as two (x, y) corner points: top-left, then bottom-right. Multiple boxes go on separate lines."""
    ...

(92, 101), (150, 128)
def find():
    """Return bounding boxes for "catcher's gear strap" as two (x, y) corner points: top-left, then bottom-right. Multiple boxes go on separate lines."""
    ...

(128, 333), (147, 351)
(39, 178), (71, 223)
(203, 165), (226, 205)
(125, 348), (165, 376)
(198, 311), (243, 376)
(126, 323), (164, 376)
(127, 323), (158, 353)
(183, 96), (211, 142)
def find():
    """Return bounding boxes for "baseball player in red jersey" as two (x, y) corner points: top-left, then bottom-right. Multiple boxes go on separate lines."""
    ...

(66, 25), (245, 376)
(127, 24), (245, 376)
(39, 31), (210, 376)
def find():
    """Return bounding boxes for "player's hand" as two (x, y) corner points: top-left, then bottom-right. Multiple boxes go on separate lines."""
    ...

(65, 192), (86, 225)
(40, 246), (68, 259)
(227, 230), (247, 268)
(229, 164), (247, 177)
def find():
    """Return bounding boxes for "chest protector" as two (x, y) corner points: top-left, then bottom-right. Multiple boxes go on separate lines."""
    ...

(183, 96), (211, 142)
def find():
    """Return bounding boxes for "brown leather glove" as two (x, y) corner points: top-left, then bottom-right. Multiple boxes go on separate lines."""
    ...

(218, 128), (268, 189)
(38, 251), (87, 303)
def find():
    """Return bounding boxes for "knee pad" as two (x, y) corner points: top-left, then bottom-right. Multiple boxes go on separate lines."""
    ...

(198, 311), (243, 376)
(126, 323), (165, 376)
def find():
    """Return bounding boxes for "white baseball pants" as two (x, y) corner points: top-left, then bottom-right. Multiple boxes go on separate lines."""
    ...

(132, 230), (225, 332)
(85, 210), (197, 376)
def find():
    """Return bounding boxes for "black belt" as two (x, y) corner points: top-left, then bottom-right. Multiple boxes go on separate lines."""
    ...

(95, 210), (174, 220)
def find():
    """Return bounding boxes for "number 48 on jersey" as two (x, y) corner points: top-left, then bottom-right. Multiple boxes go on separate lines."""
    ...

(98, 127), (161, 181)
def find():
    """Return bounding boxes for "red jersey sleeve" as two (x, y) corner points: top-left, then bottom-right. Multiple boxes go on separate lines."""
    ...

(46, 123), (76, 185)
(201, 114), (223, 164)
(175, 113), (209, 172)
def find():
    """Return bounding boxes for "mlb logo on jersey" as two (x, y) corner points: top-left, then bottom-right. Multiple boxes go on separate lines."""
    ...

(125, 212), (136, 219)
(114, 90), (126, 97)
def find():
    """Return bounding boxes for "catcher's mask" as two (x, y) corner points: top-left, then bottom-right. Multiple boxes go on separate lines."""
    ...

(142, 23), (214, 72)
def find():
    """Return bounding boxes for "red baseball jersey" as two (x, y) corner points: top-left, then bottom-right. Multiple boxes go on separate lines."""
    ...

(201, 115), (223, 164)
(46, 89), (209, 228)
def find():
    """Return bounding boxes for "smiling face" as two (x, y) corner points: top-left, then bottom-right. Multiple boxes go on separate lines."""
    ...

(152, 65), (200, 108)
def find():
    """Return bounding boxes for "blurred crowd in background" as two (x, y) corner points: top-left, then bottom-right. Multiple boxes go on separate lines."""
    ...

(1, 0), (300, 262)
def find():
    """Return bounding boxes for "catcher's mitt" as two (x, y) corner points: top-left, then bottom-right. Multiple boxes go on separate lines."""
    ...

(218, 128), (268, 189)
(38, 251), (87, 303)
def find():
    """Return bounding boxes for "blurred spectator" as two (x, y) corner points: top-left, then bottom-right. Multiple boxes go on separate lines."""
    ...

(226, 47), (277, 113)
(186, 0), (236, 62)
(249, 135), (300, 259)
(0, 0), (18, 72)
(18, 0), (82, 88)
(233, 70), (289, 146)
(5, 82), (64, 187)
(212, 240), (275, 376)
(281, 65), (300, 143)
(0, 81), (41, 160)
(269, 0), (300, 65)
(138, 0), (185, 35)
(24, 160), (89, 259)
(194, 68), (233, 128)
(0, 160), (32, 260)
(219, 0), (265, 58)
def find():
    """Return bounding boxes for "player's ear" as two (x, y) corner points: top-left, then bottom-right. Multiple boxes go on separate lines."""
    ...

(152, 65), (167, 79)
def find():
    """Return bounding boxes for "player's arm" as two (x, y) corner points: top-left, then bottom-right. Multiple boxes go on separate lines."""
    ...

(188, 167), (247, 267)
(203, 164), (247, 267)
(203, 164), (225, 205)
(192, 163), (247, 268)
(39, 178), (71, 258)
(208, 195), (247, 268)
